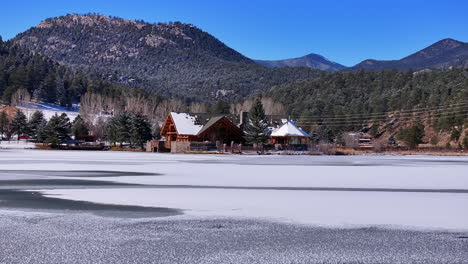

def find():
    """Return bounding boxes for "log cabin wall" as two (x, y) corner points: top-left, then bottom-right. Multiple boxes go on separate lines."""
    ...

(197, 117), (244, 144)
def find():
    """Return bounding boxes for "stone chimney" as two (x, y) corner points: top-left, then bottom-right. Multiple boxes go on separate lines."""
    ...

(239, 112), (248, 128)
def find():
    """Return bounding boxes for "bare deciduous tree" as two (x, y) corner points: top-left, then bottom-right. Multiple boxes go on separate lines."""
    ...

(11, 89), (31, 107)
(80, 91), (188, 129)
(189, 102), (208, 113)
(230, 97), (285, 116)
(89, 116), (107, 141)
(343, 133), (359, 149)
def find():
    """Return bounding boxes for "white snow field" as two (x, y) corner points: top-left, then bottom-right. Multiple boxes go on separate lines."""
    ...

(1, 149), (468, 231)
(0, 140), (36, 149)
(20, 102), (79, 121)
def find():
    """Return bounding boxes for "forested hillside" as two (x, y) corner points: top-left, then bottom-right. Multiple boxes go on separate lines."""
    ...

(268, 68), (468, 137)
(0, 36), (85, 106)
(13, 14), (321, 101)
(0, 36), (167, 112)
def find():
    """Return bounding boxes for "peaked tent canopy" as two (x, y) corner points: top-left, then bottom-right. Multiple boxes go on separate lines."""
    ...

(271, 121), (310, 137)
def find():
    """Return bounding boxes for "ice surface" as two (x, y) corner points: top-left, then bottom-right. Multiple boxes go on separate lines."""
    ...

(1, 150), (467, 231)
(41, 188), (468, 230)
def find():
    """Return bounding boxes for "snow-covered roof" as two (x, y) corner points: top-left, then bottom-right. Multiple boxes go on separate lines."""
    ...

(271, 121), (311, 137)
(170, 112), (203, 135)
(197, 116), (224, 136)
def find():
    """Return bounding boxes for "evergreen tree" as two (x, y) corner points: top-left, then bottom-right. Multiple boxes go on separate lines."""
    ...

(2, 86), (17, 103)
(72, 115), (89, 140)
(369, 123), (379, 138)
(210, 101), (230, 114)
(450, 127), (461, 142)
(40, 71), (57, 103)
(45, 113), (71, 146)
(152, 124), (162, 140)
(106, 112), (132, 146)
(0, 67), (6, 96)
(243, 99), (270, 145)
(0, 111), (9, 138)
(397, 122), (425, 149)
(9, 110), (28, 139)
(316, 125), (335, 143)
(27, 111), (45, 139)
(36, 119), (48, 143)
(69, 74), (87, 100)
(105, 117), (119, 146)
(387, 135), (397, 146)
(115, 112), (132, 146)
(130, 113), (152, 149)
(463, 135), (468, 149)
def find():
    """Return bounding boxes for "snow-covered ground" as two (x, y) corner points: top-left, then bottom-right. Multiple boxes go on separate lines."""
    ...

(1, 150), (468, 231)
(19, 102), (79, 120)
(0, 140), (36, 149)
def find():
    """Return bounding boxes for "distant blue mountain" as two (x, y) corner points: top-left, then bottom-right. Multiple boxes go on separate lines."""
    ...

(346, 38), (468, 71)
(255, 53), (346, 72)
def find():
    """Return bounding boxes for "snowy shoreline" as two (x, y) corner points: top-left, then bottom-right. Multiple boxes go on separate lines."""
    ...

(1, 144), (468, 157)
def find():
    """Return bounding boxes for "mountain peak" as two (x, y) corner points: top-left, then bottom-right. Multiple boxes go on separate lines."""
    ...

(435, 38), (464, 45)
(17, 13), (253, 65)
(255, 53), (345, 72)
(15, 14), (324, 101)
(37, 14), (145, 29)
(348, 38), (468, 71)
(406, 38), (465, 60)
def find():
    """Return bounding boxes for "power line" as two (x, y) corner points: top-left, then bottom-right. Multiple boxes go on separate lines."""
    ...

(295, 107), (468, 123)
(291, 102), (468, 121)
(299, 104), (468, 119)
(295, 109), (468, 127)
(296, 110), (468, 126)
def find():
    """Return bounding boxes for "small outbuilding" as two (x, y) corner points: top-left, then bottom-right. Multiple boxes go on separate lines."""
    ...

(269, 121), (311, 145)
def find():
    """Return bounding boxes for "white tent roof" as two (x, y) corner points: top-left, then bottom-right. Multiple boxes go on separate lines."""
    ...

(170, 112), (203, 135)
(271, 121), (311, 137)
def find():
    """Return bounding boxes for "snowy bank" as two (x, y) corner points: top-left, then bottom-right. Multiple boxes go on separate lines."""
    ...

(0, 141), (36, 149)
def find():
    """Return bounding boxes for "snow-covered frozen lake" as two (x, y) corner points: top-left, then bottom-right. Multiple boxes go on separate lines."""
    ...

(0, 149), (467, 231)
(1, 150), (467, 263)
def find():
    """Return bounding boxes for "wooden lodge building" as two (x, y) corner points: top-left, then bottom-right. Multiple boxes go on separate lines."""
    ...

(156, 112), (244, 152)
(147, 112), (313, 153)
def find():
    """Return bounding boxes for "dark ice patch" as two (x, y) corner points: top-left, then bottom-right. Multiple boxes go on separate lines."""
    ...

(0, 170), (160, 178)
(0, 179), (141, 190)
(0, 189), (181, 218)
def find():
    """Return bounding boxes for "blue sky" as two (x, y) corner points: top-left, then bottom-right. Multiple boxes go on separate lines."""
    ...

(1, 0), (467, 66)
